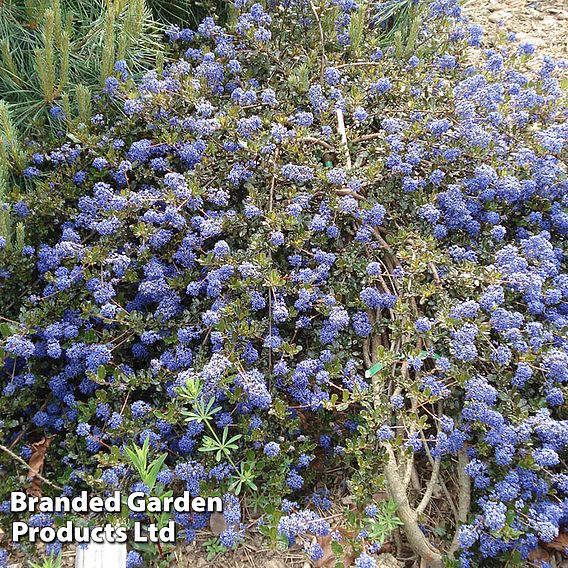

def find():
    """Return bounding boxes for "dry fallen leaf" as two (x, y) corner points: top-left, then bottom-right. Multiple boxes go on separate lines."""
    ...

(27, 436), (54, 497)
(528, 546), (551, 563)
(372, 491), (389, 503)
(313, 534), (335, 568)
(542, 531), (568, 557)
(209, 512), (228, 536)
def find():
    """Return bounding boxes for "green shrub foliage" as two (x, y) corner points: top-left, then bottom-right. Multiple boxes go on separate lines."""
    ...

(0, 0), (567, 566)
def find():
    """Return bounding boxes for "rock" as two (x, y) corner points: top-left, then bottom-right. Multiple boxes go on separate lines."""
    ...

(377, 553), (403, 568)
(516, 32), (546, 46)
(265, 561), (287, 568)
(210, 511), (228, 535)
(488, 11), (507, 23)
(542, 16), (558, 26)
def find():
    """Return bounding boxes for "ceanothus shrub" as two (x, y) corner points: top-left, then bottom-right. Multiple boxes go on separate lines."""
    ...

(1, 0), (567, 566)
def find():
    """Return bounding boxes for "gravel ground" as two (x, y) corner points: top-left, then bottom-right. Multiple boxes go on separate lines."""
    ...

(464, 0), (568, 59)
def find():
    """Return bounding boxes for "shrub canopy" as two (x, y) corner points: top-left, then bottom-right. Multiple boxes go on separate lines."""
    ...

(1, 0), (567, 566)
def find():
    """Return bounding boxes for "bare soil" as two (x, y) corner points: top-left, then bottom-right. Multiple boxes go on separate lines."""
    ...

(464, 0), (568, 59)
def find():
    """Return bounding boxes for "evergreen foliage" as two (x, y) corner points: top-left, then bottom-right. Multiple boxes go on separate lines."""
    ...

(0, 1), (566, 567)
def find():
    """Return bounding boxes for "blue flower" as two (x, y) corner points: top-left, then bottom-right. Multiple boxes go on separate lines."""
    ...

(263, 442), (280, 457)
(5, 336), (35, 359)
(355, 553), (377, 568)
(126, 551), (142, 568)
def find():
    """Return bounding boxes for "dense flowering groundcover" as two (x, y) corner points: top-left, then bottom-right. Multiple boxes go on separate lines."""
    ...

(0, 0), (567, 566)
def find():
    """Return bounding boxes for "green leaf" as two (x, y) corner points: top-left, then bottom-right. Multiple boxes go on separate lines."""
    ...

(145, 452), (168, 492)
(419, 350), (441, 360)
(365, 362), (384, 378)
(0, 323), (17, 337)
(331, 541), (343, 556)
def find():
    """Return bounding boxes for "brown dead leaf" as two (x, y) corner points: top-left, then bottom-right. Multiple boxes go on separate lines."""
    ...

(209, 512), (228, 536)
(528, 547), (551, 563)
(313, 534), (336, 568)
(297, 411), (311, 430)
(309, 448), (327, 473)
(26, 436), (54, 497)
(310, 522), (361, 568)
(28, 437), (52, 477)
(342, 546), (356, 566)
(336, 527), (356, 565)
(313, 532), (356, 568)
(378, 541), (395, 555)
(336, 526), (356, 540)
(372, 491), (389, 503)
(541, 531), (568, 556)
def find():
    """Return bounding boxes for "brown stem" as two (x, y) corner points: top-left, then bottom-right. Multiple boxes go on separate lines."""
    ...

(363, 337), (372, 369)
(297, 136), (334, 151)
(308, 1), (326, 84)
(416, 456), (441, 515)
(0, 443), (63, 491)
(449, 450), (472, 556)
(384, 445), (443, 568)
(352, 132), (383, 143)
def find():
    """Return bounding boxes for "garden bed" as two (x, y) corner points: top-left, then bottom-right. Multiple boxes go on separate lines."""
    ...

(0, 0), (567, 567)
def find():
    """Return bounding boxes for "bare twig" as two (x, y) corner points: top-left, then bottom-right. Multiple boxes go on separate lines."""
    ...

(335, 108), (352, 170)
(309, 1), (326, 83)
(297, 136), (334, 151)
(352, 132), (383, 144)
(416, 457), (441, 515)
(420, 430), (459, 520)
(429, 262), (441, 285)
(0, 443), (63, 491)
